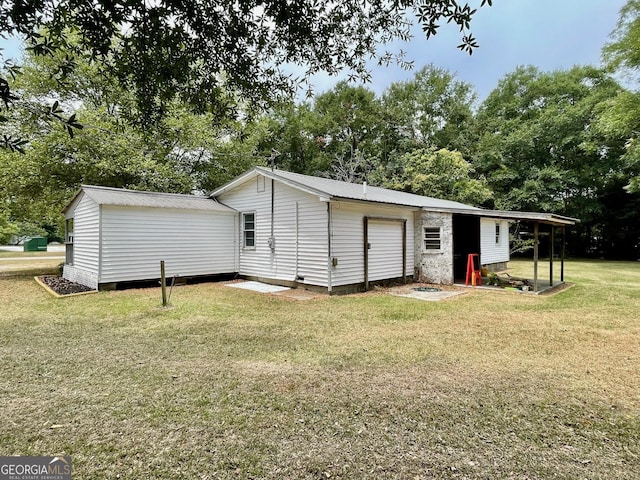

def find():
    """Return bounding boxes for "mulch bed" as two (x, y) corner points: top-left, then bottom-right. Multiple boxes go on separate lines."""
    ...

(38, 276), (95, 295)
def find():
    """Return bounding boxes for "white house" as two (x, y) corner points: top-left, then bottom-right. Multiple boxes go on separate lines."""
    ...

(62, 186), (237, 290)
(62, 167), (578, 292)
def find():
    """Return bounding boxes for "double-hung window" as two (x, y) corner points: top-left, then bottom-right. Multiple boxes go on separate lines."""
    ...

(242, 212), (255, 249)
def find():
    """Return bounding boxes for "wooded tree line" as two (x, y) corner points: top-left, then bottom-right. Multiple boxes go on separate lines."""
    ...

(1, 1), (639, 259)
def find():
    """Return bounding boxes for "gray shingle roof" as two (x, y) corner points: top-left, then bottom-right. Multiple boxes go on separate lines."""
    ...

(66, 185), (236, 213)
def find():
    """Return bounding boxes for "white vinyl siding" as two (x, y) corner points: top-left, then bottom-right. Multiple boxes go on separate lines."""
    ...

(69, 193), (100, 274)
(330, 202), (415, 286)
(99, 206), (236, 283)
(217, 175), (329, 287)
(62, 193), (100, 288)
(480, 218), (510, 265)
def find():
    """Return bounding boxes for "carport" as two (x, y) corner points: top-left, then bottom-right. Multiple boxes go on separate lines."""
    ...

(451, 209), (579, 293)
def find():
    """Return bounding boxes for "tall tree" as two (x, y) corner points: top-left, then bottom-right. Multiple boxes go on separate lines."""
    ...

(257, 82), (383, 182)
(383, 147), (493, 206)
(474, 65), (637, 258)
(0, 42), (265, 238)
(1, 0), (493, 141)
(602, 0), (640, 193)
(381, 64), (478, 158)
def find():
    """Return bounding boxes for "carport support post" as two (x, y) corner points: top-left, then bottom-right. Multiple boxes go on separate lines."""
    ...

(561, 226), (566, 282)
(161, 261), (167, 307)
(533, 222), (539, 293)
(549, 226), (555, 287)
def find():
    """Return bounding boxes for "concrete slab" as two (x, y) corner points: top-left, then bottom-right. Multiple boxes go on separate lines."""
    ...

(226, 281), (291, 294)
(387, 284), (467, 302)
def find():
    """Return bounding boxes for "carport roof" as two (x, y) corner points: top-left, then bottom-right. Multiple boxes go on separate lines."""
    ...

(63, 185), (236, 213)
(444, 208), (579, 226)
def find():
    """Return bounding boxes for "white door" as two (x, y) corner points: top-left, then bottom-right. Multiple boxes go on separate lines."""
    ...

(367, 220), (404, 281)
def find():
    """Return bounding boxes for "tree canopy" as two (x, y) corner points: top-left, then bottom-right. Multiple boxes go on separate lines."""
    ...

(1, 0), (492, 136)
(602, 0), (640, 193)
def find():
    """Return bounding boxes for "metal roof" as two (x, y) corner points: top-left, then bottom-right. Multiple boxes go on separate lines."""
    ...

(63, 185), (236, 213)
(211, 167), (579, 226)
(213, 167), (482, 211)
(448, 208), (579, 226)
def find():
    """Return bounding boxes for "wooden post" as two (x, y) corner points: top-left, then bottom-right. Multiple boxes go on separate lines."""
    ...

(533, 222), (539, 293)
(561, 226), (566, 283)
(549, 226), (554, 287)
(161, 260), (167, 306)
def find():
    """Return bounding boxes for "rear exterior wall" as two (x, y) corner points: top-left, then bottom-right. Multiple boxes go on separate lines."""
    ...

(330, 201), (415, 287)
(98, 206), (237, 284)
(480, 218), (510, 269)
(216, 175), (329, 288)
(62, 192), (100, 289)
(415, 211), (454, 284)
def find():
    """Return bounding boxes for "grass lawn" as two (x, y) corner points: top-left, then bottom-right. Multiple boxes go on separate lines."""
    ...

(1, 259), (639, 479)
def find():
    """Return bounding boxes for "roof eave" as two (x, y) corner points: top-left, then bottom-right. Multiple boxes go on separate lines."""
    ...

(435, 207), (579, 226)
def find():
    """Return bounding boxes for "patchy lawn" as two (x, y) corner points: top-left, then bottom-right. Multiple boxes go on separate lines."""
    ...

(0, 259), (639, 479)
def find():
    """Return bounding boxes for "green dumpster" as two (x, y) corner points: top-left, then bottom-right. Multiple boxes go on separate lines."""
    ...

(23, 237), (48, 252)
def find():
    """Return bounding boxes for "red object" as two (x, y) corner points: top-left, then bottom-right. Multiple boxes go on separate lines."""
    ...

(465, 253), (482, 286)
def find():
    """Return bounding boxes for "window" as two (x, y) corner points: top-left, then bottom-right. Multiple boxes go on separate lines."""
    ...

(242, 212), (255, 248)
(423, 227), (441, 251)
(65, 218), (74, 243)
(65, 218), (74, 264)
(495, 222), (501, 244)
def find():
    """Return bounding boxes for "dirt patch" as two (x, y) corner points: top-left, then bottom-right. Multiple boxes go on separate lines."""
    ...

(38, 276), (95, 295)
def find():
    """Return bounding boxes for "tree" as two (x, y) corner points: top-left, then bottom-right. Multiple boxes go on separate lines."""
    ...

(602, 0), (640, 193)
(1, 0), (492, 138)
(383, 147), (493, 206)
(380, 64), (478, 158)
(0, 210), (18, 244)
(0, 43), (267, 238)
(473, 65), (637, 258)
(255, 82), (383, 182)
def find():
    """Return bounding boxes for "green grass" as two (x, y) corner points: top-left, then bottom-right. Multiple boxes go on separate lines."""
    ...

(1, 259), (639, 479)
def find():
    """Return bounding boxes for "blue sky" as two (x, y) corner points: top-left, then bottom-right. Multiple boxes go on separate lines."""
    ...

(1, 0), (629, 101)
(307, 0), (629, 100)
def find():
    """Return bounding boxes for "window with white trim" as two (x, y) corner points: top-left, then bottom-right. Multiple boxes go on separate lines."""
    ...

(65, 218), (74, 264)
(423, 226), (441, 251)
(495, 222), (501, 244)
(242, 212), (255, 248)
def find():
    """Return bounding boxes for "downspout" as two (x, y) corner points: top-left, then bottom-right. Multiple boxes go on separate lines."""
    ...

(98, 204), (103, 285)
(270, 178), (275, 247)
(295, 201), (299, 280)
(327, 202), (333, 294)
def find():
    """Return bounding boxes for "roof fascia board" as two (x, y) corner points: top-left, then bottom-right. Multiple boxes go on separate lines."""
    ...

(61, 188), (85, 214)
(254, 167), (334, 200)
(432, 207), (579, 225)
(331, 196), (422, 211)
(209, 169), (259, 197)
